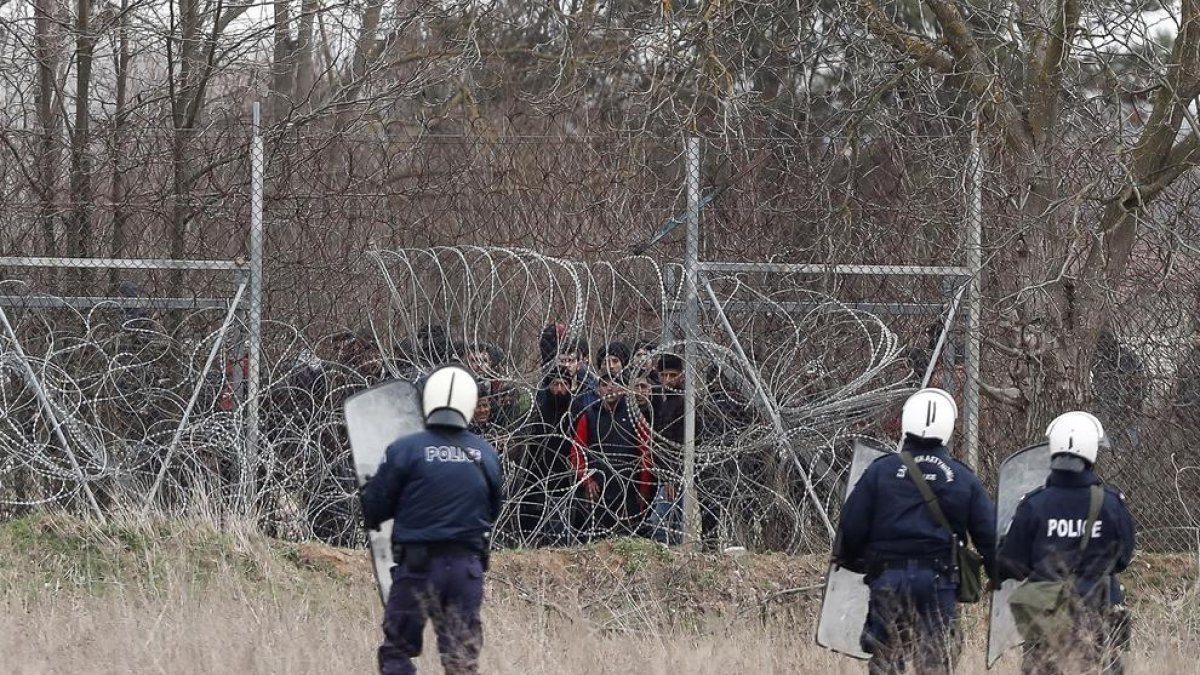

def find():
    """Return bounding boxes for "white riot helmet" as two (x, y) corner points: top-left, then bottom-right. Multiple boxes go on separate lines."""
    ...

(420, 365), (478, 430)
(901, 388), (958, 442)
(1045, 411), (1106, 465)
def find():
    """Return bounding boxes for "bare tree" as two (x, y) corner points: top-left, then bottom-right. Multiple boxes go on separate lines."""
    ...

(856, 0), (1200, 433)
(66, 0), (98, 289)
(269, 0), (293, 122)
(33, 0), (62, 275)
(107, 0), (132, 290)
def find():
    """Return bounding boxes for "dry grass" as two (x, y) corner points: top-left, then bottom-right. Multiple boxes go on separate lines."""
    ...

(0, 515), (1196, 674)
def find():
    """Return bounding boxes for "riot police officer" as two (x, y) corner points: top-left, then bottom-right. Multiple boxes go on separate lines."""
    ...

(836, 388), (997, 674)
(998, 412), (1136, 675)
(361, 365), (503, 675)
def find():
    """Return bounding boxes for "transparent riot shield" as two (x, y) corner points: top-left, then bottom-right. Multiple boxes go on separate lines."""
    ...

(344, 379), (424, 605)
(816, 439), (891, 658)
(986, 443), (1051, 667)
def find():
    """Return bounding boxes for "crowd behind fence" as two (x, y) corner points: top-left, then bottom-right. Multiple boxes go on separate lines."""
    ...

(0, 131), (1198, 554)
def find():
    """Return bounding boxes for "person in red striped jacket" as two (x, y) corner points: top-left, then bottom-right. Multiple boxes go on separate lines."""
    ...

(569, 370), (655, 540)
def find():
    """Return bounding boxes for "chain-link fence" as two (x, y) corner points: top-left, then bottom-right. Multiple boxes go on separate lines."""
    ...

(1, 122), (1198, 553)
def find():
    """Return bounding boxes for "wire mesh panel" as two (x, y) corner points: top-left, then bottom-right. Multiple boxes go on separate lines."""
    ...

(0, 121), (1197, 552)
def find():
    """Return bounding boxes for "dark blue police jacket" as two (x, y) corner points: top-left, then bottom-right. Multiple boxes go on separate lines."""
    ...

(361, 426), (503, 554)
(998, 468), (1135, 603)
(837, 436), (998, 574)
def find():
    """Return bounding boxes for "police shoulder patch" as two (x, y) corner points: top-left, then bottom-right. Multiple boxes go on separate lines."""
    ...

(1103, 484), (1128, 503)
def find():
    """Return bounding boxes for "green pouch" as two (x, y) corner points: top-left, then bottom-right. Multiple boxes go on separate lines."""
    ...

(955, 541), (984, 604)
(1009, 580), (1073, 641)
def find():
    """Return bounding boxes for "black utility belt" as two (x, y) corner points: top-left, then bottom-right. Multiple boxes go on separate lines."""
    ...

(393, 542), (480, 573)
(394, 542), (477, 558)
(869, 558), (954, 573)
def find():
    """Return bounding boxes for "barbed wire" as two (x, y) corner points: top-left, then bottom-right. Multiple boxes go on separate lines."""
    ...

(0, 0), (1199, 560)
(0, 248), (930, 552)
(1, 120), (1199, 553)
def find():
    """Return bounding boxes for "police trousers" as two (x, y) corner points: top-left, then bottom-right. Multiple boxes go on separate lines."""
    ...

(861, 562), (959, 675)
(379, 553), (485, 675)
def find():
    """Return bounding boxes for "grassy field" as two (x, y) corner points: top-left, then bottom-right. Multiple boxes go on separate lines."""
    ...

(0, 515), (1195, 674)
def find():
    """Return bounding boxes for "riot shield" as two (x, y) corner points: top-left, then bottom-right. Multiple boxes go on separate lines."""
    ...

(344, 379), (424, 605)
(816, 439), (891, 659)
(986, 442), (1051, 668)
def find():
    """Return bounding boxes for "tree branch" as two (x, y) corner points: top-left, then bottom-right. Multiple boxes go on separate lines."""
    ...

(1091, 0), (1200, 286)
(858, 0), (1035, 159)
(979, 380), (1023, 407)
(184, 0), (225, 129)
(920, 0), (1035, 158)
(1027, 0), (1081, 146)
(1122, 132), (1200, 208)
(857, 0), (954, 74)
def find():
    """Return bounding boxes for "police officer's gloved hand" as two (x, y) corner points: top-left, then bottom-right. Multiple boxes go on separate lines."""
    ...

(481, 533), (492, 572)
(358, 476), (382, 532)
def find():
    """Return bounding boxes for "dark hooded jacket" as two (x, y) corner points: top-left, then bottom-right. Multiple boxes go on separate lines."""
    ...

(520, 369), (582, 487)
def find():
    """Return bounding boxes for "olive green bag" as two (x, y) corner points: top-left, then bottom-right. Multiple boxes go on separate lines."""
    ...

(898, 451), (985, 604)
(1007, 484), (1104, 643)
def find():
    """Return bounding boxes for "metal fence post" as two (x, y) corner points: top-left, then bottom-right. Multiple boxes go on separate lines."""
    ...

(661, 265), (677, 346)
(244, 102), (265, 512)
(682, 136), (701, 546)
(964, 116), (984, 469)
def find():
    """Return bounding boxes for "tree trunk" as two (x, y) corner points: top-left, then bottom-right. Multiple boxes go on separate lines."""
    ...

(108, 0), (131, 291)
(270, 0), (294, 121)
(33, 0), (60, 286)
(1000, 168), (1084, 436)
(333, 0), (384, 129)
(853, 0), (1200, 447)
(169, 0), (201, 300)
(295, 0), (317, 107)
(67, 0), (96, 290)
(1001, 0), (1200, 438)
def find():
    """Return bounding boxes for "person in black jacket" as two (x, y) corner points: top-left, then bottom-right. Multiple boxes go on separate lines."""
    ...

(835, 388), (997, 675)
(360, 366), (503, 675)
(508, 367), (579, 546)
(647, 353), (685, 543)
(998, 411), (1136, 675)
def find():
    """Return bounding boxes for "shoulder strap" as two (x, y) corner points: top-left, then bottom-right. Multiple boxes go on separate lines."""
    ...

(471, 450), (498, 499)
(446, 429), (499, 504)
(899, 451), (955, 535)
(1079, 484), (1103, 552)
